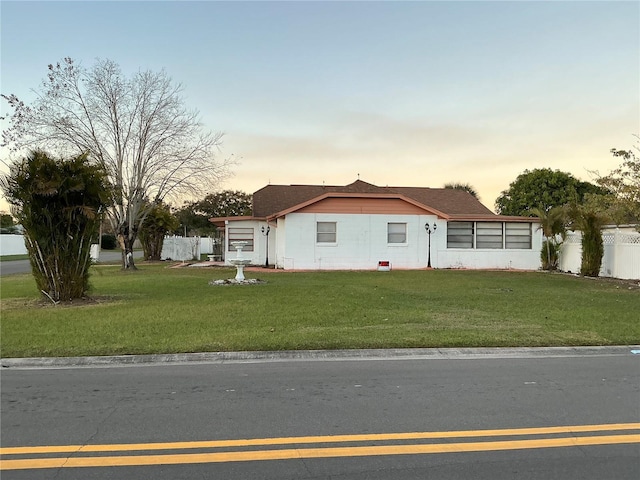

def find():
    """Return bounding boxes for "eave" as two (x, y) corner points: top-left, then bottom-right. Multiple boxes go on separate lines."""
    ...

(208, 216), (265, 228)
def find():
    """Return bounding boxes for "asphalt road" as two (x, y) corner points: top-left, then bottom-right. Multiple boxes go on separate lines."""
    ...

(1, 351), (638, 479)
(0, 259), (30, 276)
(0, 250), (141, 276)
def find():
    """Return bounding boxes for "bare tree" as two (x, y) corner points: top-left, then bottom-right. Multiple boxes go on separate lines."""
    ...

(2, 58), (231, 269)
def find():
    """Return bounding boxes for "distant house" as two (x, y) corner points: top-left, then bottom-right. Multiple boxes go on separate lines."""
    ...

(210, 180), (542, 271)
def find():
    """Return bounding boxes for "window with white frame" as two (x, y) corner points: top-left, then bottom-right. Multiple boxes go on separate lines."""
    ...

(387, 222), (407, 244)
(317, 222), (337, 243)
(476, 222), (503, 249)
(228, 227), (254, 251)
(505, 222), (532, 249)
(447, 222), (474, 248)
(446, 221), (533, 250)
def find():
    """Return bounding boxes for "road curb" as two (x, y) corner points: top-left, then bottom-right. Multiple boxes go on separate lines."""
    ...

(2, 346), (639, 369)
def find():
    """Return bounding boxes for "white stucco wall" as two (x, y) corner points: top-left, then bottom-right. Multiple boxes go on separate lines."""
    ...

(436, 247), (541, 270)
(254, 221), (276, 267)
(277, 213), (438, 270)
(276, 217), (288, 268)
(224, 220), (263, 266)
(274, 213), (542, 271)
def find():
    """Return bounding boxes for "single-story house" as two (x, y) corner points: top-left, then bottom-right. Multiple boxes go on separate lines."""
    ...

(210, 180), (543, 271)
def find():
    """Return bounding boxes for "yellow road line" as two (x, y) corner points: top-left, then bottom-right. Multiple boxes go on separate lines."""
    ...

(2, 434), (639, 470)
(2, 422), (639, 455)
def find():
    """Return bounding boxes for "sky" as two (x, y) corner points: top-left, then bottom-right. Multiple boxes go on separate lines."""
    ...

(1, 0), (638, 213)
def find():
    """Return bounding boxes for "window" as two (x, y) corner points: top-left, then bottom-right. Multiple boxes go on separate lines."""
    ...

(447, 222), (474, 248)
(387, 223), (407, 244)
(505, 222), (532, 249)
(228, 227), (254, 251)
(476, 222), (503, 249)
(446, 221), (533, 250)
(317, 222), (336, 243)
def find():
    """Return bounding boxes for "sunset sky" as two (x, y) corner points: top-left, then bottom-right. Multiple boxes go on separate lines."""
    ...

(1, 0), (638, 213)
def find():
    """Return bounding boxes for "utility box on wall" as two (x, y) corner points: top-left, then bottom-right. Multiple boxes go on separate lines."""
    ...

(377, 261), (391, 272)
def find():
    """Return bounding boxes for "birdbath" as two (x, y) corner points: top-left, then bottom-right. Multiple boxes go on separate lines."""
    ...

(229, 241), (251, 282)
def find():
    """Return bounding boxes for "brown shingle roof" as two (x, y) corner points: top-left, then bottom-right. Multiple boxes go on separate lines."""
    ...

(391, 187), (494, 216)
(252, 180), (496, 218)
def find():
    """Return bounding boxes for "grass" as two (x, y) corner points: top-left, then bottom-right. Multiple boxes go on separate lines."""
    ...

(0, 254), (29, 262)
(1, 264), (639, 358)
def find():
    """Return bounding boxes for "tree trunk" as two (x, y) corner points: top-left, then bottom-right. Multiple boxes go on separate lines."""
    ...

(545, 236), (552, 270)
(149, 234), (164, 261)
(141, 233), (164, 261)
(118, 233), (138, 270)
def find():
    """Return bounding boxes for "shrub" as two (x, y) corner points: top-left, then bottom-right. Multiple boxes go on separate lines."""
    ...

(580, 220), (605, 277)
(540, 240), (561, 271)
(101, 234), (117, 250)
(139, 203), (179, 261)
(1, 150), (111, 301)
(569, 203), (607, 278)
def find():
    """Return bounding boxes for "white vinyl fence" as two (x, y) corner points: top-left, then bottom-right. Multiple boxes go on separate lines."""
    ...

(0, 234), (27, 256)
(159, 236), (220, 261)
(1, 235), (101, 260)
(199, 237), (216, 256)
(559, 229), (640, 280)
(161, 236), (201, 261)
(2, 234), (219, 263)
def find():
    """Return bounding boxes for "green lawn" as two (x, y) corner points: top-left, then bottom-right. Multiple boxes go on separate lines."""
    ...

(0, 254), (29, 262)
(1, 265), (638, 358)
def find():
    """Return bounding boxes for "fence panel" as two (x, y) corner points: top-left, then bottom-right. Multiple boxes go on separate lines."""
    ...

(559, 230), (640, 280)
(612, 232), (640, 280)
(558, 233), (581, 274)
(0, 234), (27, 256)
(161, 236), (201, 261)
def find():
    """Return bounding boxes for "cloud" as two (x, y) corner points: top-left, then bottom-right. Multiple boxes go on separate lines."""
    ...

(221, 105), (638, 212)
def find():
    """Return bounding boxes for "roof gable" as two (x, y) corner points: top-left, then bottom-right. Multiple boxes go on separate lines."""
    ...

(252, 180), (495, 219)
(275, 193), (447, 219)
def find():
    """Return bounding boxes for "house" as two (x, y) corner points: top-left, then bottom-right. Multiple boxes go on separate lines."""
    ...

(210, 180), (543, 271)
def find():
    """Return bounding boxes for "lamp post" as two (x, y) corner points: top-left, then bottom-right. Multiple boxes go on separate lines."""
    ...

(261, 225), (270, 267)
(424, 222), (437, 269)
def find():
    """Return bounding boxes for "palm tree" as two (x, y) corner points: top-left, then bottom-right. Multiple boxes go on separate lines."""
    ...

(444, 182), (479, 199)
(1, 150), (111, 302)
(532, 206), (568, 270)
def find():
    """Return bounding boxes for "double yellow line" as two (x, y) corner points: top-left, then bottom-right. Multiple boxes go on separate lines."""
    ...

(2, 423), (639, 470)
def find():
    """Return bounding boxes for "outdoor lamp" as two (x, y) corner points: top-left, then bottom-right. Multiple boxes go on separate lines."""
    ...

(424, 222), (437, 268)
(261, 225), (270, 267)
